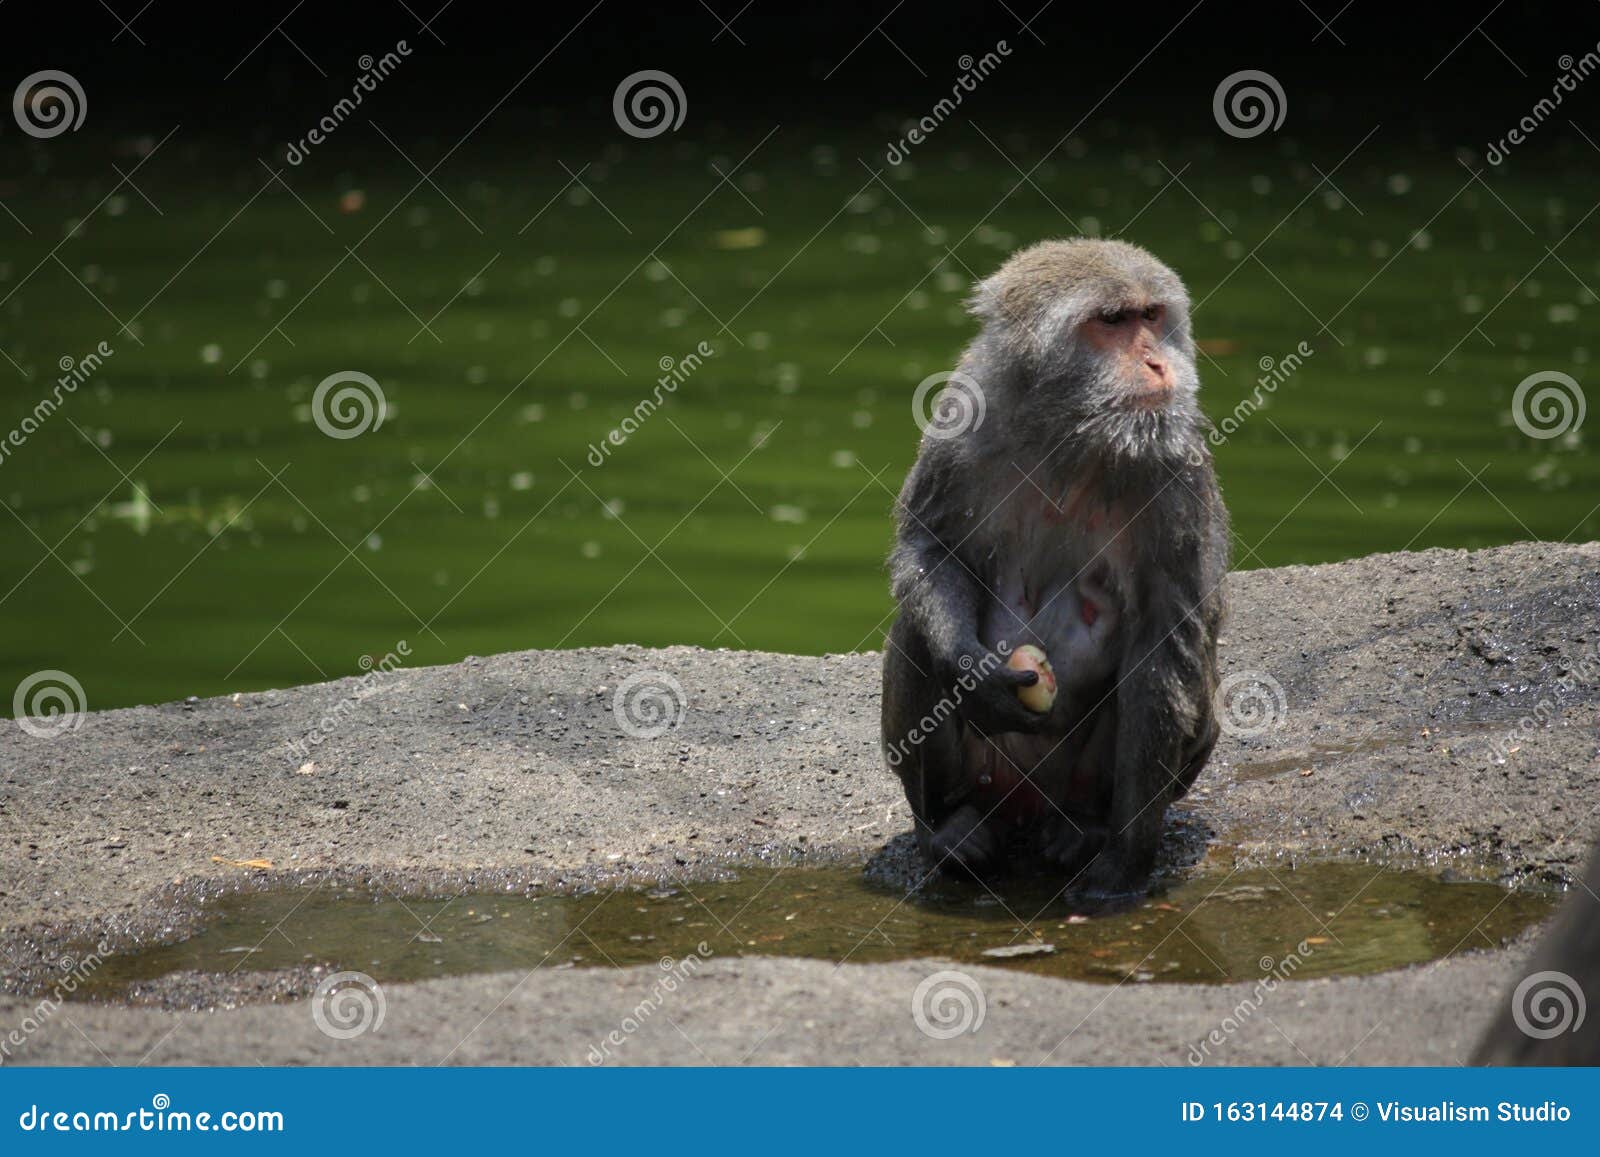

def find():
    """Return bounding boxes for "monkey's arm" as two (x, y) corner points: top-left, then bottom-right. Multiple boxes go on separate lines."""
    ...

(888, 458), (1047, 736)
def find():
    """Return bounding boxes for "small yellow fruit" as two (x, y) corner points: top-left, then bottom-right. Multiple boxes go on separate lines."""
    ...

(1008, 644), (1057, 713)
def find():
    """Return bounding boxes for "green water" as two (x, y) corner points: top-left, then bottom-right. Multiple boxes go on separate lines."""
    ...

(75, 862), (1552, 995)
(3, 130), (1594, 710)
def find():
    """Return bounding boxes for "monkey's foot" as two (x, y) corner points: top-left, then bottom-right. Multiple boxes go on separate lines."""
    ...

(1075, 848), (1153, 900)
(1039, 819), (1106, 877)
(927, 804), (1000, 878)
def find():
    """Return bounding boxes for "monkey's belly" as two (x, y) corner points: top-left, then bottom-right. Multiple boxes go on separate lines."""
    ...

(960, 725), (1109, 826)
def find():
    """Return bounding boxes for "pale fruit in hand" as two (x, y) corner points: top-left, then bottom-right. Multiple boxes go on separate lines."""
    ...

(1008, 644), (1057, 713)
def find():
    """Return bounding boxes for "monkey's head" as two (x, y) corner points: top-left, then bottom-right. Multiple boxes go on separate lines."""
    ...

(965, 238), (1205, 463)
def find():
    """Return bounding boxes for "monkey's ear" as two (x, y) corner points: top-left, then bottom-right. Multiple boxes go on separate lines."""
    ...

(963, 276), (1001, 321)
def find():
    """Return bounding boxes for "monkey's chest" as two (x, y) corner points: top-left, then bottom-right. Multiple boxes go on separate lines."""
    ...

(981, 530), (1122, 661)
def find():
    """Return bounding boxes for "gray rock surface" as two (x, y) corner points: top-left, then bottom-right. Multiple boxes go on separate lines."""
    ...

(2, 541), (1597, 1066)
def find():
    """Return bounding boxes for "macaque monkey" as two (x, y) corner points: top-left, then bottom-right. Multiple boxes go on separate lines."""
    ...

(881, 238), (1228, 895)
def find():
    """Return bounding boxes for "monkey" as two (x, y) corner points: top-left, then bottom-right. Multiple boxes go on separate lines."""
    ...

(881, 238), (1228, 896)
(1472, 833), (1600, 1065)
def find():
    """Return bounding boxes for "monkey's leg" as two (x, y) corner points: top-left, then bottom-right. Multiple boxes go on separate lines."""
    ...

(1170, 712), (1219, 800)
(927, 802), (1001, 878)
(882, 617), (1002, 878)
(1080, 661), (1184, 896)
(1039, 702), (1116, 874)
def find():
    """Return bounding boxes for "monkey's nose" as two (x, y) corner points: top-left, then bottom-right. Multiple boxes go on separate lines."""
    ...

(1141, 356), (1171, 392)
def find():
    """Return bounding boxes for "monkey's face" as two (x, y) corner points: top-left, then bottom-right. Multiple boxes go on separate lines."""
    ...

(1076, 301), (1180, 412)
(965, 239), (1207, 462)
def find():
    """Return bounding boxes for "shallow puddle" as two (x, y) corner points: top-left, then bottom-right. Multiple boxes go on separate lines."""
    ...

(76, 862), (1553, 996)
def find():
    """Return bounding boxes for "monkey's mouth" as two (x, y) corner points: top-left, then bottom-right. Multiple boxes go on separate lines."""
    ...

(1125, 383), (1174, 410)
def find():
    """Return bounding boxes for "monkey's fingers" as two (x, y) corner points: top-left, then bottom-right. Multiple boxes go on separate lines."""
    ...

(966, 682), (1051, 734)
(994, 666), (1039, 688)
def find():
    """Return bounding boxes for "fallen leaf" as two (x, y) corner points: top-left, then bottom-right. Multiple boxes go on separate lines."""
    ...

(713, 227), (766, 250)
(982, 943), (1055, 959)
(210, 855), (274, 869)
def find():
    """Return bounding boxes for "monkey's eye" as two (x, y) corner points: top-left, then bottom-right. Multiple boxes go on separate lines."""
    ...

(1098, 309), (1129, 325)
(1142, 304), (1162, 322)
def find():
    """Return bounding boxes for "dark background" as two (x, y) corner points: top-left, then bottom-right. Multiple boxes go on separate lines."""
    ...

(4, 2), (1594, 146)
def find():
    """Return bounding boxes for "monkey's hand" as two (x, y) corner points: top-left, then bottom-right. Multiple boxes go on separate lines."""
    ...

(945, 654), (1051, 735)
